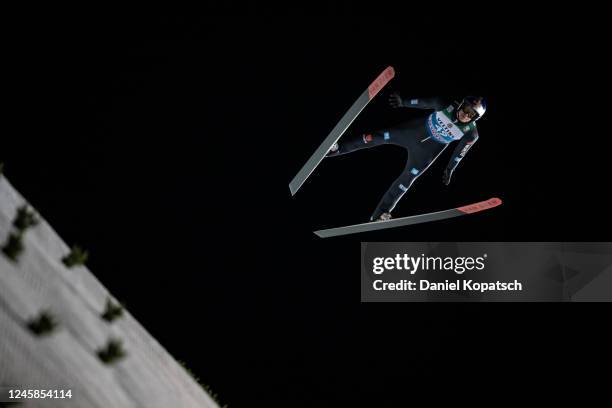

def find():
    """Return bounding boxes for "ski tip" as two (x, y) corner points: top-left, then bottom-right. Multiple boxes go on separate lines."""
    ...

(456, 197), (503, 214)
(313, 230), (323, 238)
(484, 197), (502, 208)
(368, 66), (396, 99)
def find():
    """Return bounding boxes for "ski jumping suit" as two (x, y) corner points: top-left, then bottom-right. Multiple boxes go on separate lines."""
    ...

(327, 97), (480, 220)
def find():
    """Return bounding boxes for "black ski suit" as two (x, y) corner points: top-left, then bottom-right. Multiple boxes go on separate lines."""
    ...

(326, 97), (479, 220)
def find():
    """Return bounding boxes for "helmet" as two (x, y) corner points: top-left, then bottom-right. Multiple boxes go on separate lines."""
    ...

(457, 96), (487, 122)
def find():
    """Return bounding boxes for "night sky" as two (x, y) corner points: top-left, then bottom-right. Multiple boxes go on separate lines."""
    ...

(4, 9), (610, 406)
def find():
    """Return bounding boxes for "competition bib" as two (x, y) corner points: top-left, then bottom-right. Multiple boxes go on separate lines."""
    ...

(426, 105), (476, 144)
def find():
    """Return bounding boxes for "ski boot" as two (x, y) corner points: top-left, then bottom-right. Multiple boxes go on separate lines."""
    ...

(326, 142), (339, 157)
(371, 212), (392, 222)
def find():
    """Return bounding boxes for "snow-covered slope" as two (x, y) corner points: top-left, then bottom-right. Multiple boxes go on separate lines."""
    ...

(0, 176), (219, 408)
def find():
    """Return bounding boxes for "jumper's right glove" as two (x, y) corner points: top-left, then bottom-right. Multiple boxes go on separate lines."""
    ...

(388, 92), (405, 108)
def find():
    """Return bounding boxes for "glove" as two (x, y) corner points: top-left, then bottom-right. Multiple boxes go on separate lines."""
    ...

(442, 168), (453, 186)
(388, 92), (405, 108)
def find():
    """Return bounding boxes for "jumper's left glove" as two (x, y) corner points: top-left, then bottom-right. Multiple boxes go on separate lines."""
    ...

(442, 168), (453, 186)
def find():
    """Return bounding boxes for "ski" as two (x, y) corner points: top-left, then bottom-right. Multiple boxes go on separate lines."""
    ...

(314, 197), (502, 238)
(289, 66), (396, 195)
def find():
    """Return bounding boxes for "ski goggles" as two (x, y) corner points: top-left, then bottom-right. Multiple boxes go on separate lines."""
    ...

(458, 103), (480, 120)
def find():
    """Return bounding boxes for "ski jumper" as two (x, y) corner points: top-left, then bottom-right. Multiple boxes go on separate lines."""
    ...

(327, 97), (480, 220)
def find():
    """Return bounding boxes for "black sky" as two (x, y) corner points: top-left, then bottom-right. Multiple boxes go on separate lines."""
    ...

(3, 9), (611, 406)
